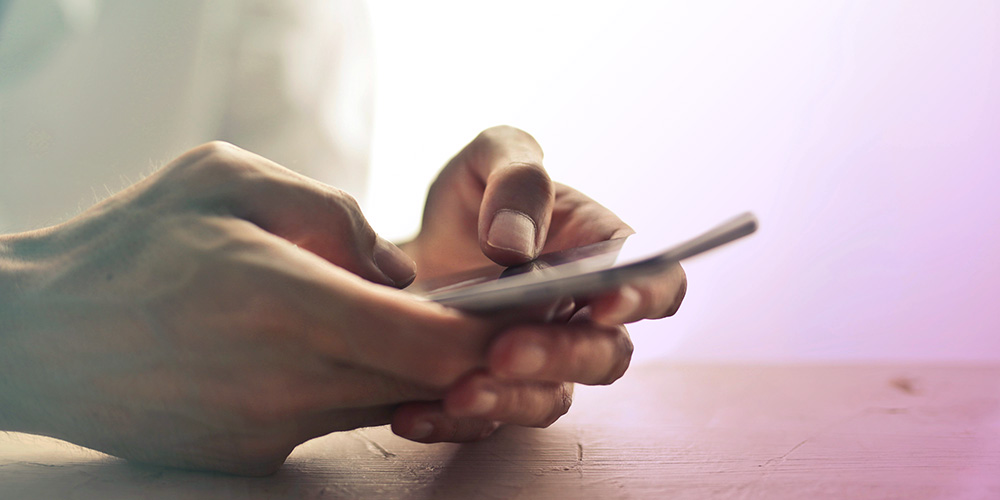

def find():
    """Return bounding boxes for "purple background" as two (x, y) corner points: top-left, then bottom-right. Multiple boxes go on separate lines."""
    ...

(367, 1), (1000, 361)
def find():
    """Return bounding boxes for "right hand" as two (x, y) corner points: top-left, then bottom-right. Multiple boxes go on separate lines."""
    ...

(0, 142), (495, 475)
(387, 127), (683, 444)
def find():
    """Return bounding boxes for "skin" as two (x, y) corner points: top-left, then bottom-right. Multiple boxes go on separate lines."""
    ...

(0, 127), (686, 475)
(393, 126), (687, 442)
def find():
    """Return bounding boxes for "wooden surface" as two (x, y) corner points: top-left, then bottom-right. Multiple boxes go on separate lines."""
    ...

(2, 363), (998, 499)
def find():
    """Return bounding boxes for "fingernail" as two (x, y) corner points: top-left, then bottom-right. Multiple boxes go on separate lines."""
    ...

(487, 209), (536, 258)
(467, 388), (499, 416)
(405, 420), (434, 440)
(373, 236), (417, 287)
(510, 341), (547, 376)
(604, 285), (641, 324)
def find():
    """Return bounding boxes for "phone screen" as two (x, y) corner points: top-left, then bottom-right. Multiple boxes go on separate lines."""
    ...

(409, 212), (757, 313)
(408, 237), (628, 298)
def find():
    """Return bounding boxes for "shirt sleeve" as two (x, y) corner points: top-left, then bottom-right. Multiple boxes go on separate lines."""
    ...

(213, 0), (374, 198)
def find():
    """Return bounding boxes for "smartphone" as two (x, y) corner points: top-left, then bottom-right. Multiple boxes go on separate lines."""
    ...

(409, 212), (758, 313)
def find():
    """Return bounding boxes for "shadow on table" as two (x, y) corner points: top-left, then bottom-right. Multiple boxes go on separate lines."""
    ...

(0, 424), (584, 499)
(0, 458), (312, 499)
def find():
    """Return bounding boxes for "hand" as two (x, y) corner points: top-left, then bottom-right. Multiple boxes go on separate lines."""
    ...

(0, 142), (503, 475)
(391, 126), (687, 442)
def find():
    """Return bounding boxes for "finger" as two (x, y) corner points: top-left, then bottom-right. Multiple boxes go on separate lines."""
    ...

(589, 262), (687, 325)
(545, 182), (635, 251)
(241, 226), (493, 388)
(291, 266), (495, 389)
(168, 142), (415, 287)
(454, 126), (555, 265)
(443, 373), (574, 427)
(487, 319), (633, 386)
(391, 401), (500, 443)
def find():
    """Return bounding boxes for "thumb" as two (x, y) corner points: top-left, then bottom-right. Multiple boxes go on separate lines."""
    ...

(464, 126), (555, 266)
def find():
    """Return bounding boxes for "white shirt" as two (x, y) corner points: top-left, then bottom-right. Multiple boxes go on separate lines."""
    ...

(0, 0), (373, 233)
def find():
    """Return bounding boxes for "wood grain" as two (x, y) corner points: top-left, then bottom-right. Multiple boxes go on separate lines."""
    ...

(2, 363), (997, 499)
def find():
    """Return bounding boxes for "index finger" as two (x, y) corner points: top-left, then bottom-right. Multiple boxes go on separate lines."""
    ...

(152, 142), (415, 287)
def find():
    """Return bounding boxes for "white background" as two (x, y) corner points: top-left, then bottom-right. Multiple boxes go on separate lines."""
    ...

(364, 1), (1000, 363)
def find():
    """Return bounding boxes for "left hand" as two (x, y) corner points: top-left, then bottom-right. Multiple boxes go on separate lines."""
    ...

(391, 126), (687, 443)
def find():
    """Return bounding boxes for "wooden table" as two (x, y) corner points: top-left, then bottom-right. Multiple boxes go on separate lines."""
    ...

(2, 363), (998, 499)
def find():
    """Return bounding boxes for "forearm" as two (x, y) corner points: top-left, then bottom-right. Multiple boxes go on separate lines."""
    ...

(0, 234), (23, 430)
(0, 230), (47, 433)
(0, 234), (22, 306)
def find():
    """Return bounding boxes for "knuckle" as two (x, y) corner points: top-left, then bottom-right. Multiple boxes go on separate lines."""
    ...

(331, 187), (362, 213)
(539, 384), (574, 427)
(474, 125), (544, 156)
(477, 421), (501, 440)
(323, 188), (374, 239)
(491, 162), (554, 210)
(201, 140), (242, 157)
(504, 161), (551, 185)
(661, 265), (688, 318)
(600, 329), (633, 385)
(618, 327), (635, 361)
(193, 141), (246, 173)
(475, 125), (513, 144)
(173, 140), (241, 166)
(166, 141), (255, 191)
(445, 418), (496, 443)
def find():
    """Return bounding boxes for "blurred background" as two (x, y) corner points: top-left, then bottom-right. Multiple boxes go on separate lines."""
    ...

(2, 1), (997, 365)
(364, 1), (1000, 363)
